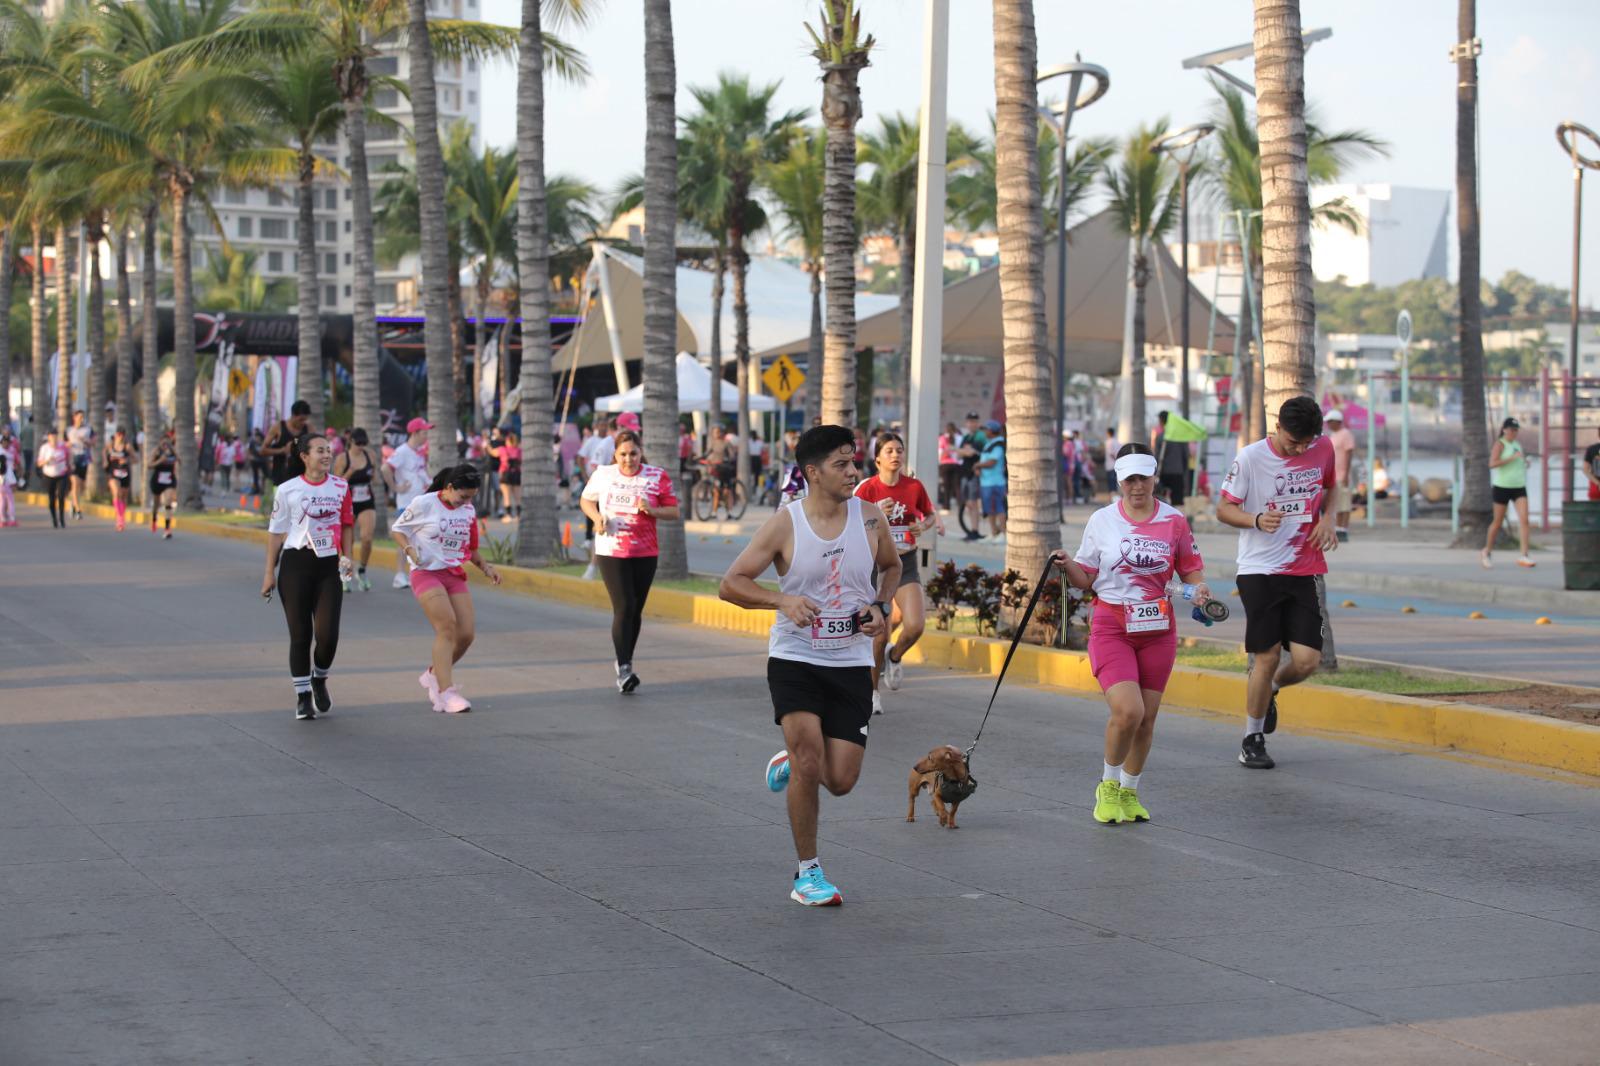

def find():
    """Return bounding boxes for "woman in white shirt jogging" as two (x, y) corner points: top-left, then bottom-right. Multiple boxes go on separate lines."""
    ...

(261, 434), (354, 721)
(391, 464), (502, 714)
(1052, 443), (1212, 826)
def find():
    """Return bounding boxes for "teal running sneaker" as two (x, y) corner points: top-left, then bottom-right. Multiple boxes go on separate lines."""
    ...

(765, 750), (791, 792)
(790, 866), (843, 906)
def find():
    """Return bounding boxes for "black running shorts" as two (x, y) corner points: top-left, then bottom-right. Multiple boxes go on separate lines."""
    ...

(767, 657), (873, 747)
(1492, 485), (1527, 505)
(1236, 573), (1324, 654)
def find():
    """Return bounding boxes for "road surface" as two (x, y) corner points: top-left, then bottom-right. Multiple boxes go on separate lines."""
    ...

(3, 512), (1599, 1064)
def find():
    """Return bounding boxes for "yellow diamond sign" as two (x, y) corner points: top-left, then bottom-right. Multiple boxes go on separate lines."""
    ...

(761, 354), (804, 404)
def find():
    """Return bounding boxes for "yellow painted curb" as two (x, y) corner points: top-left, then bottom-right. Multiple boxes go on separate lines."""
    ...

(21, 494), (1600, 781)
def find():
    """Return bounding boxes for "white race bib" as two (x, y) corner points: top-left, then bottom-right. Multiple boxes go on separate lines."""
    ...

(608, 490), (638, 514)
(1123, 598), (1171, 634)
(310, 529), (336, 558)
(891, 524), (914, 549)
(436, 534), (464, 554)
(810, 612), (859, 650)
(352, 483), (371, 502)
(1269, 495), (1313, 523)
(156, 470), (173, 486)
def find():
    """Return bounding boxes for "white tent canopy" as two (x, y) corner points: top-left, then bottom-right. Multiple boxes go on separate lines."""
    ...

(564, 245), (898, 376)
(757, 208), (1237, 375)
(594, 352), (777, 414)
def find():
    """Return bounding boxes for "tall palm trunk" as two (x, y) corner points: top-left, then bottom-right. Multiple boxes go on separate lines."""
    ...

(895, 227), (916, 422)
(55, 224), (75, 434)
(1454, 0), (1490, 538)
(0, 227), (13, 430)
(708, 242), (724, 428)
(1128, 249), (1149, 440)
(1253, 0), (1317, 412)
(730, 219), (751, 487)
(513, 0), (559, 567)
(1116, 236), (1144, 443)
(114, 226), (135, 441)
(991, 0), (1059, 581)
(817, 3), (868, 428)
(642, 0), (687, 578)
(140, 202), (160, 496)
(30, 222), (48, 449)
(171, 182), (200, 508)
(85, 214), (106, 498)
(295, 148), (324, 431)
(447, 260), (466, 425)
(340, 77), (379, 450)
(472, 273), (489, 431)
(407, 0), (458, 472)
(804, 264), (822, 427)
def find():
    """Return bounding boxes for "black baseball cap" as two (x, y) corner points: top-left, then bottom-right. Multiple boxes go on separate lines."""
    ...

(1502, 417), (1520, 430)
(965, 411), (981, 421)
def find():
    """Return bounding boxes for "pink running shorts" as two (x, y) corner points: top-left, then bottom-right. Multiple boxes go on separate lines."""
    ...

(1087, 608), (1178, 692)
(410, 567), (469, 599)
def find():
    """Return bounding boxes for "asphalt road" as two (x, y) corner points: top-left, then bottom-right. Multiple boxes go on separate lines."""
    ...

(3, 512), (1600, 1064)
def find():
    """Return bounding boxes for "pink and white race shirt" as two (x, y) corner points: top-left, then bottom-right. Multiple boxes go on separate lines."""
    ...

(1220, 436), (1336, 576)
(268, 475), (353, 556)
(1074, 500), (1204, 634)
(391, 491), (479, 575)
(581, 463), (677, 558)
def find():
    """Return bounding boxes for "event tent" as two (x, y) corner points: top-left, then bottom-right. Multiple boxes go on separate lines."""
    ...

(594, 352), (777, 414)
(757, 208), (1237, 375)
(563, 246), (897, 379)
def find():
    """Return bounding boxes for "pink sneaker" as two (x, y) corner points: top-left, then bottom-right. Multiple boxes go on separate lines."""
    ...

(437, 686), (471, 714)
(419, 668), (441, 710)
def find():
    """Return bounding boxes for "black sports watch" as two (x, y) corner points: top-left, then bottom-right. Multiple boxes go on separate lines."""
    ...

(871, 600), (891, 619)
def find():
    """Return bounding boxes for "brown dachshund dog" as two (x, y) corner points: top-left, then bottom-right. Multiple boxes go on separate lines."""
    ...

(906, 745), (971, 829)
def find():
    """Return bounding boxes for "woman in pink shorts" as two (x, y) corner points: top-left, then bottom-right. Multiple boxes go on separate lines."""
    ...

(1052, 443), (1212, 827)
(391, 464), (502, 713)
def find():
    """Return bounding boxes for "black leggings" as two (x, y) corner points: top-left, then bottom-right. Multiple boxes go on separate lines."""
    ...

(277, 549), (343, 681)
(596, 554), (657, 666)
(45, 475), (70, 527)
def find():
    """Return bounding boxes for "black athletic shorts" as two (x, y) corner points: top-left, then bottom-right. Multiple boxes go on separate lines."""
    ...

(352, 497), (375, 516)
(1236, 573), (1324, 653)
(1492, 485), (1527, 505)
(767, 657), (873, 747)
(896, 548), (920, 589)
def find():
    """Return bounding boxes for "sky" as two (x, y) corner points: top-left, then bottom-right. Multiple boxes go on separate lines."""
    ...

(474, 0), (1600, 306)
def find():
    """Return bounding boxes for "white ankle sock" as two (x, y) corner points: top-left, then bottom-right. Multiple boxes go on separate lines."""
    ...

(1102, 762), (1121, 782)
(1120, 770), (1142, 790)
(1246, 716), (1266, 734)
(797, 857), (821, 877)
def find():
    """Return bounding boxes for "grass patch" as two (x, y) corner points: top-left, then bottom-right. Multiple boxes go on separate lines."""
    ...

(1174, 647), (1522, 697)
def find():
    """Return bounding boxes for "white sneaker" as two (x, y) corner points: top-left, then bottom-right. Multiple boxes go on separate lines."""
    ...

(871, 690), (883, 716)
(1480, 550), (1493, 570)
(583, 561), (598, 581)
(884, 653), (904, 691)
(393, 569), (410, 589)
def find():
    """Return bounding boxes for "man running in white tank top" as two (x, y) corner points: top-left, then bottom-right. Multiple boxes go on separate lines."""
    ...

(720, 425), (902, 906)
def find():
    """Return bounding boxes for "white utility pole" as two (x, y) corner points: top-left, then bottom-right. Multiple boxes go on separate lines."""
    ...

(907, 0), (949, 519)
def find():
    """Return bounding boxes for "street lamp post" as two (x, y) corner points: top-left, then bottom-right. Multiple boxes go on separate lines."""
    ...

(1151, 123), (1216, 422)
(1035, 59), (1108, 515)
(1555, 121), (1600, 503)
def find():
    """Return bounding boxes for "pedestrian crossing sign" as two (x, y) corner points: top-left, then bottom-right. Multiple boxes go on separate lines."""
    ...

(762, 354), (804, 404)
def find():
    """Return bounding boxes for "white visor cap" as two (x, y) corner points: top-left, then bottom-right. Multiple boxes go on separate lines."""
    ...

(1113, 453), (1158, 480)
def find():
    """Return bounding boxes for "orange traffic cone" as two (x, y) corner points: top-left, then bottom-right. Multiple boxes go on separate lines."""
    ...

(239, 494), (247, 508)
(562, 522), (572, 548)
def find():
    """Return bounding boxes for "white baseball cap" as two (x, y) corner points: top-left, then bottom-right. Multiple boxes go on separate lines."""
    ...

(1325, 408), (1345, 422)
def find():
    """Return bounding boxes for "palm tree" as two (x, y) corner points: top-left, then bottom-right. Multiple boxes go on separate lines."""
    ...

(990, 0), (1058, 581)
(682, 74), (804, 486)
(805, 0), (872, 428)
(765, 126), (825, 427)
(0, 223), (13, 432)
(1453, 0), (1490, 541)
(1252, 0), (1316, 414)
(947, 117), (1109, 234)
(1205, 79), (1385, 440)
(193, 247), (295, 312)
(641, 0), (686, 579)
(1103, 121), (1179, 446)
(673, 127), (730, 429)
(53, 222), (74, 435)
(453, 140), (517, 431)
(513, 0), (598, 568)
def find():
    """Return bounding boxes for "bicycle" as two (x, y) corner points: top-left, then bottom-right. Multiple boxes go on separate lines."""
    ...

(691, 459), (748, 521)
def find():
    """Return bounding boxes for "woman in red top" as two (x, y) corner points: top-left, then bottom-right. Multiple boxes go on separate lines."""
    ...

(580, 430), (680, 694)
(853, 432), (944, 713)
(487, 429), (522, 523)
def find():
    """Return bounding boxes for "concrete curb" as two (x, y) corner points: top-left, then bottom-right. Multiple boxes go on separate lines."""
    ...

(24, 493), (1600, 781)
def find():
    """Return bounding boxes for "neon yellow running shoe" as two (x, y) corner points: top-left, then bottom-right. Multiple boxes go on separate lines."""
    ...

(1093, 780), (1123, 825)
(1119, 786), (1150, 823)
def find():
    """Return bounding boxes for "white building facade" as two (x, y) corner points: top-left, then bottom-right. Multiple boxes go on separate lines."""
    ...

(1310, 183), (1451, 288)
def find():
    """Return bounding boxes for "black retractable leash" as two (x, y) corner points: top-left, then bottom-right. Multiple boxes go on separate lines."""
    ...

(939, 557), (1057, 806)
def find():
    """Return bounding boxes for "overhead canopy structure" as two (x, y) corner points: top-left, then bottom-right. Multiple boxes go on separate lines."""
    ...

(563, 246), (897, 377)
(758, 208), (1237, 375)
(594, 352), (777, 414)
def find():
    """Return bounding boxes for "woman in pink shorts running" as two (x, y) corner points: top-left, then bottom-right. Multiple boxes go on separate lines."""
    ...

(391, 464), (502, 713)
(1052, 443), (1212, 827)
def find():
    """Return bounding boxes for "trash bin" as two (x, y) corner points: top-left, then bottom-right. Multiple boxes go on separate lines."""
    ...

(1563, 500), (1600, 590)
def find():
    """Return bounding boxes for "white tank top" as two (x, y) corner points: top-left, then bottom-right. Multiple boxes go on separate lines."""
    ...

(768, 496), (877, 667)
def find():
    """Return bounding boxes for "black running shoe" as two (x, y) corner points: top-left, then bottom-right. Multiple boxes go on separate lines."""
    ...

(1238, 732), (1274, 769)
(620, 672), (641, 695)
(310, 677), (331, 715)
(1265, 691), (1278, 735)
(295, 692), (315, 721)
